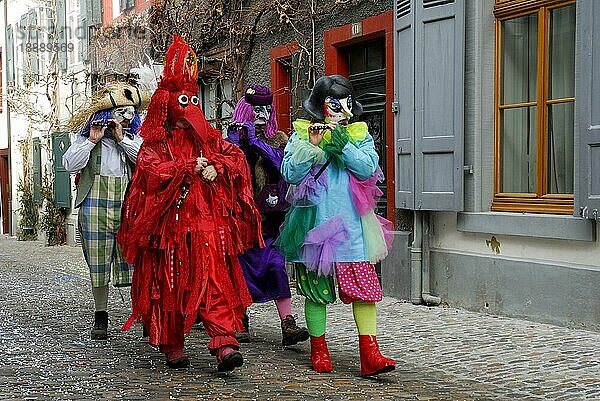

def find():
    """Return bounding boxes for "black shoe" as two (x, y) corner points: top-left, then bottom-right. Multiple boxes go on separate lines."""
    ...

(91, 311), (108, 340)
(217, 350), (244, 372)
(281, 315), (309, 346)
(235, 314), (250, 343)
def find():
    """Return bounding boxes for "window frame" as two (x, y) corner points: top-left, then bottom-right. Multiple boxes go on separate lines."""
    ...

(493, 0), (576, 215)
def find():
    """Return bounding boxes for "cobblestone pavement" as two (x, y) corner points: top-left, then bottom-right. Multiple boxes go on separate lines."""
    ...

(1, 236), (599, 400)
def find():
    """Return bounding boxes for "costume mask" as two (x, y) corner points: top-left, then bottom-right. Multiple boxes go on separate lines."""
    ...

(231, 84), (278, 138)
(140, 35), (215, 143)
(168, 89), (200, 127)
(302, 75), (363, 123)
(253, 105), (272, 132)
(112, 105), (135, 127)
(324, 95), (353, 125)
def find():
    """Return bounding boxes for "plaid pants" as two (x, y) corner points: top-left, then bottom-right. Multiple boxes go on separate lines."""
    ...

(78, 175), (132, 288)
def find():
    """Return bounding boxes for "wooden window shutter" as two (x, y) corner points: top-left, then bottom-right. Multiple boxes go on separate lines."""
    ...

(394, 0), (465, 211)
(32, 138), (42, 205)
(415, 0), (465, 211)
(28, 10), (39, 76)
(88, 0), (102, 25)
(80, 0), (89, 62)
(394, 0), (415, 209)
(56, 0), (67, 71)
(575, 0), (600, 220)
(6, 25), (15, 83)
(53, 133), (72, 208)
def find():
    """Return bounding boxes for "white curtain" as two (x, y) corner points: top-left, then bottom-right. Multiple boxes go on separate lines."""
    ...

(547, 5), (575, 194)
(501, 13), (538, 193)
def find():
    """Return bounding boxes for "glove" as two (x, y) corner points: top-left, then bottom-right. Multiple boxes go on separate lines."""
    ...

(322, 124), (349, 168)
(226, 125), (242, 145)
(243, 122), (258, 144)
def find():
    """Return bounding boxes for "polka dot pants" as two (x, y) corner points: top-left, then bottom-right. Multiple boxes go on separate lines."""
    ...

(336, 261), (382, 304)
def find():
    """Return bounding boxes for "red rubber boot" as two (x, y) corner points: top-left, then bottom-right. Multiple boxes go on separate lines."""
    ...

(310, 335), (332, 373)
(359, 335), (395, 376)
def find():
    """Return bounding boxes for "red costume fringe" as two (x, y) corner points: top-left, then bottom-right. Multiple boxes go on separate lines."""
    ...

(117, 35), (263, 348)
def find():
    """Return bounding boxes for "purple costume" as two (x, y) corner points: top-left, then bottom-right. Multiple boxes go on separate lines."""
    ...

(226, 86), (291, 303)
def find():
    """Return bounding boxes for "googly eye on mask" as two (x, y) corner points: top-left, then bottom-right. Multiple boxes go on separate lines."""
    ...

(178, 94), (189, 107)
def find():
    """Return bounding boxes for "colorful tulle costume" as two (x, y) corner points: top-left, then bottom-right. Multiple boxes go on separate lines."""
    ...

(276, 74), (395, 376)
(117, 35), (263, 371)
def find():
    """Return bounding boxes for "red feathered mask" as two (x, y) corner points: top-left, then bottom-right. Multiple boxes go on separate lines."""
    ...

(141, 34), (217, 143)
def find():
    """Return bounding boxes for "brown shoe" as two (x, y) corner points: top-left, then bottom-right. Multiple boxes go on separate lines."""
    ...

(281, 315), (309, 346)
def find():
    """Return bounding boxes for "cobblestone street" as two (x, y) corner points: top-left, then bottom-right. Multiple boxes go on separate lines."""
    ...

(0, 236), (599, 400)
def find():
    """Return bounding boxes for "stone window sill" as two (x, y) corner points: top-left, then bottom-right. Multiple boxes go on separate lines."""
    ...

(457, 212), (596, 242)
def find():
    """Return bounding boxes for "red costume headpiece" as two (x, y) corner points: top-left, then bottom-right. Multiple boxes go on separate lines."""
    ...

(141, 34), (215, 143)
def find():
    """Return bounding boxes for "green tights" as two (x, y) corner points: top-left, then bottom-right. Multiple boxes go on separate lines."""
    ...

(304, 298), (377, 337)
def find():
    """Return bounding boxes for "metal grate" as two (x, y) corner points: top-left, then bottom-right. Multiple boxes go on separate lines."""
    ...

(396, 0), (410, 18)
(423, 0), (454, 8)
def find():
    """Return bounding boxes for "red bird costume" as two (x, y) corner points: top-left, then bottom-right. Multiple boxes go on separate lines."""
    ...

(117, 35), (263, 371)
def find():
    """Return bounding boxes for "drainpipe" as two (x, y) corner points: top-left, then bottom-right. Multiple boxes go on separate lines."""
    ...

(422, 211), (441, 306)
(410, 210), (423, 304)
(410, 210), (441, 306)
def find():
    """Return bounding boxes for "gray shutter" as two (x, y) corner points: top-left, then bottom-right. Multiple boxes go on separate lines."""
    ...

(394, 0), (415, 209)
(32, 138), (42, 205)
(88, 0), (102, 25)
(56, 0), (67, 71)
(575, 0), (600, 220)
(79, 0), (89, 62)
(6, 25), (15, 83)
(394, 0), (465, 211)
(52, 133), (72, 208)
(28, 10), (39, 76)
(47, 7), (55, 47)
(414, 0), (465, 211)
(20, 15), (27, 84)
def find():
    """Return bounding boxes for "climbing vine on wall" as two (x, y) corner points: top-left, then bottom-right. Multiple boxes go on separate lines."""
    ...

(16, 139), (38, 241)
(16, 178), (39, 241)
(39, 176), (68, 246)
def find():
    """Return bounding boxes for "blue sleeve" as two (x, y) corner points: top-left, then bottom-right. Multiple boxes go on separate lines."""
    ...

(280, 133), (325, 185)
(341, 133), (379, 180)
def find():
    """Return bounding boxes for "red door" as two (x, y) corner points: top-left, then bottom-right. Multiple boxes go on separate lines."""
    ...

(0, 149), (11, 234)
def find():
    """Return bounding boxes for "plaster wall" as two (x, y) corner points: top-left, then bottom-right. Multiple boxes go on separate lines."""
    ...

(244, 0), (392, 87)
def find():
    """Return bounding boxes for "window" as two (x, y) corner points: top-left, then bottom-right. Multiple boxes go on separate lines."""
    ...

(120, 0), (134, 11)
(281, 52), (312, 124)
(347, 39), (385, 75)
(494, 0), (575, 214)
(199, 78), (234, 133)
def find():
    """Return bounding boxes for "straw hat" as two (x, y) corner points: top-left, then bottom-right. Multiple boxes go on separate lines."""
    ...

(68, 82), (151, 131)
